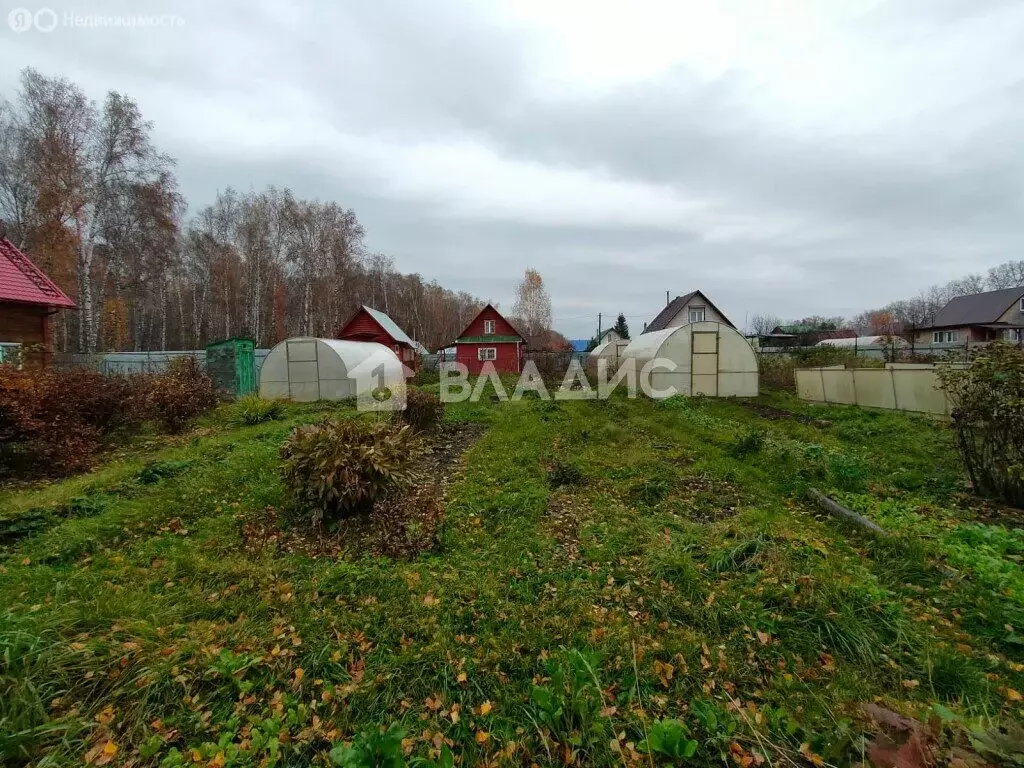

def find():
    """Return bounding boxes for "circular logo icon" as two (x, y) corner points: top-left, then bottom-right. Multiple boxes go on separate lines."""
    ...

(34, 8), (57, 32)
(8, 8), (33, 32)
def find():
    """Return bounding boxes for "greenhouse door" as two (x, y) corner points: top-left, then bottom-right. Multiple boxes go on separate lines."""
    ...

(286, 339), (321, 402)
(691, 330), (719, 396)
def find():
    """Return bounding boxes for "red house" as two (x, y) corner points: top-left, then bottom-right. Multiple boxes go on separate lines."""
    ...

(0, 233), (75, 364)
(453, 304), (524, 374)
(337, 305), (421, 374)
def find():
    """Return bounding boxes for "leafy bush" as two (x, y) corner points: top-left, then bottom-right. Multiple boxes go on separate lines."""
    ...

(280, 419), (425, 524)
(0, 366), (142, 476)
(938, 343), (1024, 507)
(400, 389), (444, 432)
(232, 393), (284, 425)
(144, 357), (219, 433)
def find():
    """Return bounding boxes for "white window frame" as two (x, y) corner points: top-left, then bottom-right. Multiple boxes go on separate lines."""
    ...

(932, 331), (959, 343)
(948, 331), (959, 342)
(477, 347), (497, 361)
(932, 331), (943, 343)
(483, 319), (496, 335)
(688, 306), (706, 323)
(1020, 297), (1024, 312)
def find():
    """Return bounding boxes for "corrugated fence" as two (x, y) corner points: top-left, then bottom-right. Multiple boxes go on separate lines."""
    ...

(52, 349), (271, 376)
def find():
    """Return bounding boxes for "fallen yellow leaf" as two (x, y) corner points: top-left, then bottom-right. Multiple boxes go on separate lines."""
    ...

(480, 701), (493, 716)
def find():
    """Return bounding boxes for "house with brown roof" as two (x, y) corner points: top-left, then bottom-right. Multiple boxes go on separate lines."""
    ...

(0, 230), (75, 363)
(916, 287), (1024, 345)
(643, 290), (735, 333)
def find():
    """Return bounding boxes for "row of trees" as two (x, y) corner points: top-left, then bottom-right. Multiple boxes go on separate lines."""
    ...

(749, 259), (1024, 339)
(849, 261), (1024, 336)
(0, 68), (489, 354)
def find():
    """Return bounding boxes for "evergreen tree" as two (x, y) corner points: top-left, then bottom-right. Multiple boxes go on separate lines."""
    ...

(613, 313), (630, 340)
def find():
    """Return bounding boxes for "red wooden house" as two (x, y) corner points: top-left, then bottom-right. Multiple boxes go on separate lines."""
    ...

(0, 233), (75, 364)
(337, 305), (421, 374)
(453, 304), (524, 374)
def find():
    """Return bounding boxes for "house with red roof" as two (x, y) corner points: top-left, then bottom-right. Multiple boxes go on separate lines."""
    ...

(0, 231), (75, 363)
(452, 304), (524, 374)
(337, 305), (421, 375)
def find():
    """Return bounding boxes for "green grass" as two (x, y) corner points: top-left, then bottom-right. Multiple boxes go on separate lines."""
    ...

(1, 390), (1023, 767)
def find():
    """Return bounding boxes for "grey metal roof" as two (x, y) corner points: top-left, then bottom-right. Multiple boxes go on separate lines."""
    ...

(644, 290), (736, 333)
(362, 305), (415, 346)
(928, 287), (1024, 328)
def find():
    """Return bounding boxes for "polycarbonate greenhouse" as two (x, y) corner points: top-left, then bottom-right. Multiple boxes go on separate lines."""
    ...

(621, 321), (759, 398)
(589, 337), (629, 366)
(259, 338), (404, 402)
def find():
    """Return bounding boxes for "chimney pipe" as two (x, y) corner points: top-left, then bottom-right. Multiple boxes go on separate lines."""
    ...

(666, 290), (670, 306)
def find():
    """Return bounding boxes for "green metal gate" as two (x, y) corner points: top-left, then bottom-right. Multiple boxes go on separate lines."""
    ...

(205, 337), (256, 398)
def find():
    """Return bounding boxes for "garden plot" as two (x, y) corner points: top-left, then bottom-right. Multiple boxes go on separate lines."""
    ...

(1, 387), (1023, 768)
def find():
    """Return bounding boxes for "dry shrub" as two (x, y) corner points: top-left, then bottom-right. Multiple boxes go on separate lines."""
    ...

(401, 389), (444, 432)
(144, 357), (219, 433)
(759, 348), (886, 390)
(0, 367), (141, 475)
(757, 354), (796, 390)
(0, 358), (218, 478)
(525, 351), (575, 386)
(280, 418), (426, 525)
(939, 342), (1024, 507)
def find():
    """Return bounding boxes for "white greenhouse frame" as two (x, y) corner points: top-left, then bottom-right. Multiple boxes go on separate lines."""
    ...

(621, 321), (759, 398)
(259, 338), (404, 402)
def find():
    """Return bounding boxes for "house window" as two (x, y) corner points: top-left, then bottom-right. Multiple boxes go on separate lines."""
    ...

(477, 347), (497, 361)
(1020, 297), (1024, 312)
(932, 331), (959, 343)
(484, 319), (495, 335)
(688, 306), (706, 323)
(0, 343), (21, 366)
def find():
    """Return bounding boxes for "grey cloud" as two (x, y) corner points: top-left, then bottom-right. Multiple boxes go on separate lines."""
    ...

(2, 0), (1024, 339)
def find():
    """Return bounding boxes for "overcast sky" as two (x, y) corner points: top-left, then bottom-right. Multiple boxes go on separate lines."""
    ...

(3, 0), (1023, 338)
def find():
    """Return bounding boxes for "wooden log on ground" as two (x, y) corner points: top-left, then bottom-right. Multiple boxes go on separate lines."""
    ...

(808, 488), (888, 535)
